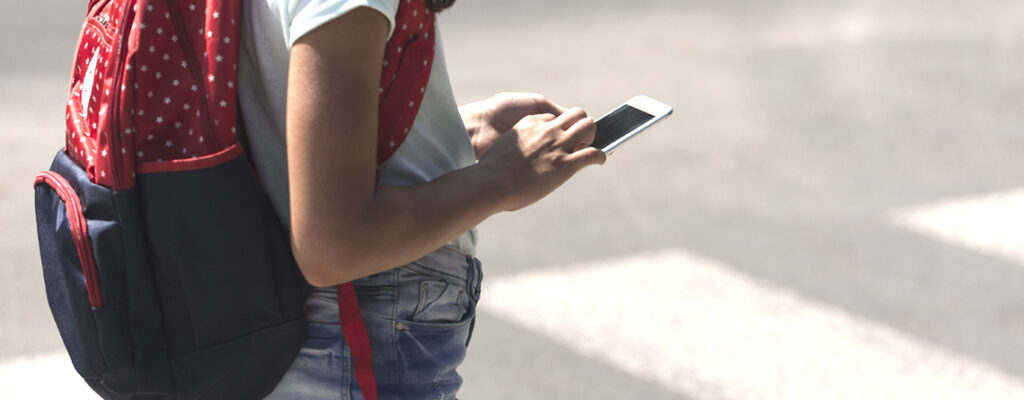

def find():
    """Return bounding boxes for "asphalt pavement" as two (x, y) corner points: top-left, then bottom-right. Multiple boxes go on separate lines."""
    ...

(2, 1), (1023, 399)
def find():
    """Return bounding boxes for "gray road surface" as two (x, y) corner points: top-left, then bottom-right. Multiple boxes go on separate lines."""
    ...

(2, 0), (1023, 398)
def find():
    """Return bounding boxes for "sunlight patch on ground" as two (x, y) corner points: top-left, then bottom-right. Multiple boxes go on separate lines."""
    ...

(481, 250), (1024, 399)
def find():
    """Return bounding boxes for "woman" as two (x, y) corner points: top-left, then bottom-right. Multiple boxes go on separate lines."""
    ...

(238, 0), (605, 398)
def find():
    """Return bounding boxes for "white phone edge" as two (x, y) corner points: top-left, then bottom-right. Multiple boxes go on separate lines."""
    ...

(598, 95), (673, 154)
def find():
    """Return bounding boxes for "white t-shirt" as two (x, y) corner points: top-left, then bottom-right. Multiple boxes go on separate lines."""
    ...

(238, 0), (478, 255)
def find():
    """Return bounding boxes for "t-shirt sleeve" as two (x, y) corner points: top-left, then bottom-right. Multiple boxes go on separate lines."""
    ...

(287, 0), (399, 46)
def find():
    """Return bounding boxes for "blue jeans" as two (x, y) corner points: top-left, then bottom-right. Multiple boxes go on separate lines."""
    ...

(266, 246), (483, 400)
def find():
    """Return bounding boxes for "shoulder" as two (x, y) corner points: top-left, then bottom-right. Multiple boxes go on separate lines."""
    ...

(282, 0), (400, 45)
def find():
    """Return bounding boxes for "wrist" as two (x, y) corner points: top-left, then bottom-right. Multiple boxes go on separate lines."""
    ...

(467, 157), (518, 213)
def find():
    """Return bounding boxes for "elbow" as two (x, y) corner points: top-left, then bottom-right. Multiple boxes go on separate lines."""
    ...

(289, 232), (375, 288)
(290, 239), (334, 288)
(294, 259), (336, 289)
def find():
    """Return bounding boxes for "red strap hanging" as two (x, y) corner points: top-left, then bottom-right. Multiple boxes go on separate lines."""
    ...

(338, 282), (379, 399)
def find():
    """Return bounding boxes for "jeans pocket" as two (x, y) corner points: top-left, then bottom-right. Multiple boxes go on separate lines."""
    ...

(412, 279), (473, 324)
(394, 310), (474, 400)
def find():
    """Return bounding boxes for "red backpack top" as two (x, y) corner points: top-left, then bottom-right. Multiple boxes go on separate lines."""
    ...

(67, 0), (431, 187)
(37, 0), (436, 398)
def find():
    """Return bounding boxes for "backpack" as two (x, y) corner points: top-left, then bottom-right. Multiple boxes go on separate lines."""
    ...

(33, 1), (437, 398)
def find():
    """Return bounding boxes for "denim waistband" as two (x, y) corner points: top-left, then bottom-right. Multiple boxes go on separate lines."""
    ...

(306, 245), (481, 324)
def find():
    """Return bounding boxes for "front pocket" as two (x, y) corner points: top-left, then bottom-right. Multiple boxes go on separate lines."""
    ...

(397, 264), (473, 325)
(393, 309), (474, 399)
(136, 150), (308, 354)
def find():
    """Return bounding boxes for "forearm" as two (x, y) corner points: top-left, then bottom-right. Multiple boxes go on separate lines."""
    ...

(293, 161), (509, 286)
(286, 15), (601, 286)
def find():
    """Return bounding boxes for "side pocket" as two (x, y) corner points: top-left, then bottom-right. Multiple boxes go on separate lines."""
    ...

(35, 171), (103, 307)
(33, 152), (140, 397)
(34, 169), (107, 382)
(35, 150), (173, 399)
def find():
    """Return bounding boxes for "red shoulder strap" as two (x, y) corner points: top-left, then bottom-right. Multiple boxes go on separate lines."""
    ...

(376, 0), (436, 164)
(338, 2), (438, 399)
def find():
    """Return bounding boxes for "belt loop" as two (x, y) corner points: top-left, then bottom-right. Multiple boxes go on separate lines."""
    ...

(466, 255), (482, 302)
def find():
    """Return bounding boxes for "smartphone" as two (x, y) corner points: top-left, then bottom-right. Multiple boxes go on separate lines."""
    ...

(590, 95), (673, 154)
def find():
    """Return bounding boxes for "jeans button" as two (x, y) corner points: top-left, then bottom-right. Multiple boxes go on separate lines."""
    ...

(395, 321), (407, 331)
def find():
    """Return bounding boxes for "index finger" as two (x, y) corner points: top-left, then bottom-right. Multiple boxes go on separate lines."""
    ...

(535, 96), (567, 116)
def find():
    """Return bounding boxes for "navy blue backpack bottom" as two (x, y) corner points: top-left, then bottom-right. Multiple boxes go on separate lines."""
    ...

(34, 149), (310, 399)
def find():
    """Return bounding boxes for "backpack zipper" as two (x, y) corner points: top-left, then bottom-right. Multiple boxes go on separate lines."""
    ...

(108, 1), (134, 190)
(166, 1), (222, 152)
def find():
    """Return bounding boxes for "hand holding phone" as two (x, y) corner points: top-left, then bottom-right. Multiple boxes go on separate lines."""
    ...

(591, 95), (673, 154)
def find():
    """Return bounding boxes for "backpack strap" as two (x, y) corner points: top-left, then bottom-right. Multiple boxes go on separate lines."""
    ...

(337, 2), (438, 399)
(338, 282), (379, 398)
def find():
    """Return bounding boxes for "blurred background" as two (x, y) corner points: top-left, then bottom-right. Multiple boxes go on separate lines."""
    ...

(2, 0), (1023, 398)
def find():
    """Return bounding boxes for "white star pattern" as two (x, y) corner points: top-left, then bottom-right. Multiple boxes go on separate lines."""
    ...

(66, 1), (366, 184)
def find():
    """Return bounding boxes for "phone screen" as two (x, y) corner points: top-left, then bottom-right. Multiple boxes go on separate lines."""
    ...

(591, 105), (655, 151)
